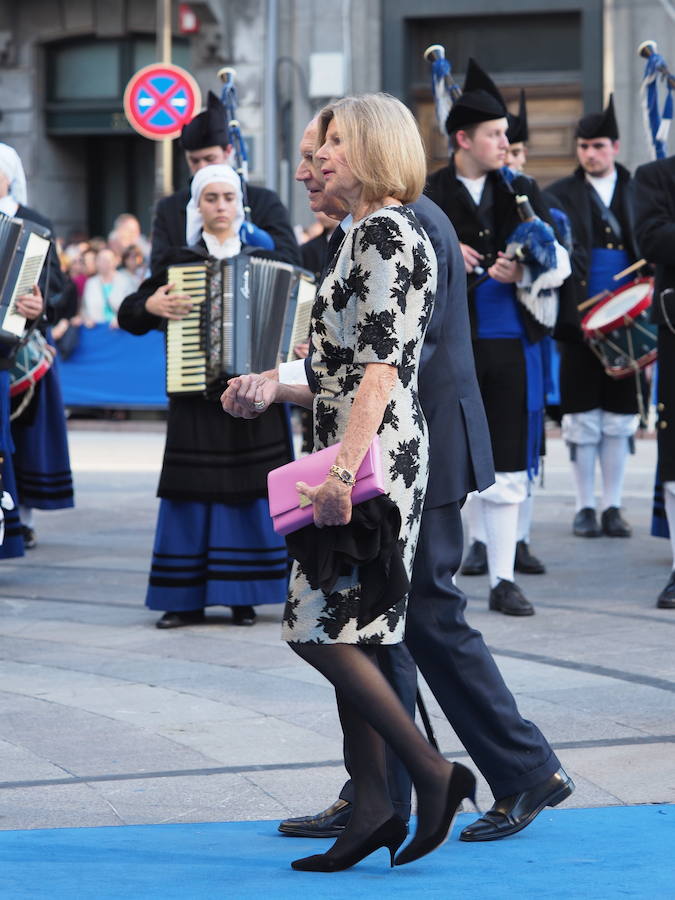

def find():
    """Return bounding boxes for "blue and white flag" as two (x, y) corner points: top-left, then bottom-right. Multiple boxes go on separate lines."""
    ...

(640, 49), (673, 159)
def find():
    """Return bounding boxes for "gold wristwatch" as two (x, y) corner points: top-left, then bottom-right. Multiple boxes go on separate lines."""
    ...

(329, 464), (356, 487)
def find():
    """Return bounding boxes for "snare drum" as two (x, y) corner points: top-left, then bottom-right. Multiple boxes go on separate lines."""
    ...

(9, 331), (56, 398)
(581, 277), (658, 379)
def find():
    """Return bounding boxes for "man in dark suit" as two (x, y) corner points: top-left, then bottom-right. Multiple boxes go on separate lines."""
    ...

(149, 91), (300, 274)
(249, 118), (573, 844)
(634, 156), (675, 609)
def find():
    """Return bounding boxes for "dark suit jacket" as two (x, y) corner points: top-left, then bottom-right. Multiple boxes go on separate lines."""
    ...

(634, 156), (675, 324)
(150, 184), (301, 274)
(409, 194), (494, 507)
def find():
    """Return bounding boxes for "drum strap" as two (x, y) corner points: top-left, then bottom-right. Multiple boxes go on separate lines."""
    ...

(587, 186), (624, 244)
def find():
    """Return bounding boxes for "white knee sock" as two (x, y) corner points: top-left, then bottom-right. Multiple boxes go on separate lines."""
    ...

(664, 483), (675, 570)
(517, 493), (533, 542)
(466, 493), (487, 544)
(599, 435), (630, 510)
(570, 443), (598, 511)
(483, 500), (519, 588)
(19, 505), (34, 527)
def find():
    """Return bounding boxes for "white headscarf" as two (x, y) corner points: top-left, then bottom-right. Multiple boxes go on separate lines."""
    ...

(185, 164), (244, 246)
(0, 143), (28, 211)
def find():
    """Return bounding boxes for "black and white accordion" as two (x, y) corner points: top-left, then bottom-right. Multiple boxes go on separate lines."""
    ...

(0, 215), (51, 350)
(165, 254), (316, 397)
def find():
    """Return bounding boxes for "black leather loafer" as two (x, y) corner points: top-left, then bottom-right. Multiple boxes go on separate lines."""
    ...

(514, 540), (546, 574)
(231, 605), (257, 626)
(573, 507), (602, 537)
(278, 799), (352, 837)
(601, 506), (632, 537)
(155, 609), (205, 629)
(459, 767), (575, 842)
(657, 570), (675, 609)
(461, 540), (488, 576)
(489, 579), (534, 616)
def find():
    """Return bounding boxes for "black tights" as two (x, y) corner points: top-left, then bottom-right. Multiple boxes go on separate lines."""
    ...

(289, 641), (452, 857)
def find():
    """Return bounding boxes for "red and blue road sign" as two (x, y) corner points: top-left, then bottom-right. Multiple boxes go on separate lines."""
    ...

(123, 63), (202, 140)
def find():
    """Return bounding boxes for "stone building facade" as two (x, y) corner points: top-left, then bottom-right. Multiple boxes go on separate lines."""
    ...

(0, 0), (672, 242)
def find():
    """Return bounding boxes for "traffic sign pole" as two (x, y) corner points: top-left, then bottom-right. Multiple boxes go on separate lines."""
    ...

(157, 0), (173, 201)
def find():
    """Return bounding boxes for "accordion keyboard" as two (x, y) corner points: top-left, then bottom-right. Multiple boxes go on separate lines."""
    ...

(166, 264), (208, 394)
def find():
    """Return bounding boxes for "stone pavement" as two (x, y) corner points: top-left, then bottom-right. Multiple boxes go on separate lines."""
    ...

(0, 424), (674, 831)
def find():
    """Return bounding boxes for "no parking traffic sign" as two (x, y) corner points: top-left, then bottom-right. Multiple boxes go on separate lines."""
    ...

(123, 63), (202, 140)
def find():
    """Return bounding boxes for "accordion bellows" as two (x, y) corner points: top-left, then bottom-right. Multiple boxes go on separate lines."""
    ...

(165, 255), (315, 396)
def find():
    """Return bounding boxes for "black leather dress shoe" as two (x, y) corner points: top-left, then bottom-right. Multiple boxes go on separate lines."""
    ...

(488, 579), (534, 616)
(601, 506), (632, 537)
(573, 507), (602, 537)
(657, 570), (675, 609)
(514, 540), (546, 574)
(459, 767), (574, 842)
(231, 605), (256, 626)
(278, 799), (352, 837)
(155, 609), (205, 629)
(461, 540), (488, 576)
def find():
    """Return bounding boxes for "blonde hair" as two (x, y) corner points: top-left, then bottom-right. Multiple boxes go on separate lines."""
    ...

(316, 93), (426, 204)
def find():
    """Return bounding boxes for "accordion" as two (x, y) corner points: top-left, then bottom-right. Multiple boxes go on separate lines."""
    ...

(0, 215), (51, 350)
(165, 254), (316, 397)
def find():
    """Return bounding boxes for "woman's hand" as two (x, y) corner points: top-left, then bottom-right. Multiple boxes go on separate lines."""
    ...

(51, 318), (69, 341)
(488, 251), (523, 284)
(296, 477), (353, 528)
(221, 373), (278, 418)
(145, 283), (193, 319)
(15, 285), (44, 320)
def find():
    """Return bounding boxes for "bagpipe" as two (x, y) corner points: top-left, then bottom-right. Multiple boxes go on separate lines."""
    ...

(217, 67), (275, 251)
(423, 45), (560, 328)
(638, 40), (675, 161)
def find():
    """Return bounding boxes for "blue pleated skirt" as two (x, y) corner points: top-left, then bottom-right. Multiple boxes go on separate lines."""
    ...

(11, 346), (74, 510)
(0, 370), (25, 559)
(146, 497), (289, 611)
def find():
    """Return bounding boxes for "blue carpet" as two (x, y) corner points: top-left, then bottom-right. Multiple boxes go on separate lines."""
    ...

(0, 806), (672, 899)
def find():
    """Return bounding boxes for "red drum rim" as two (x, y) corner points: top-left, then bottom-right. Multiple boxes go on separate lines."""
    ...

(10, 349), (55, 398)
(604, 348), (658, 379)
(581, 276), (654, 338)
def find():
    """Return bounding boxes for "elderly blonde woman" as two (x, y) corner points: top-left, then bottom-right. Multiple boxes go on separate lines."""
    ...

(118, 164), (294, 629)
(223, 94), (476, 872)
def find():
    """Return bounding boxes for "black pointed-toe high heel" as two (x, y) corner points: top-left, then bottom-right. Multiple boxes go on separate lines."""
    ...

(395, 762), (477, 867)
(290, 814), (408, 872)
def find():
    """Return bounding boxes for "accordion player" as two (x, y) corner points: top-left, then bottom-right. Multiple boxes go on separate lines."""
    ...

(165, 253), (315, 398)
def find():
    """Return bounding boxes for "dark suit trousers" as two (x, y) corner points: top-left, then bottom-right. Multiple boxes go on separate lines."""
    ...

(405, 502), (560, 799)
(339, 501), (559, 813)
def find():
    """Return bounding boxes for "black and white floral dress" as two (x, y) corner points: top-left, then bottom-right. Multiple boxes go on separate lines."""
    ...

(281, 206), (437, 645)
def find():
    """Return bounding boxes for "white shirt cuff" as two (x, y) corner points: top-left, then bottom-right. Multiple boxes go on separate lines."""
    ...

(278, 359), (309, 386)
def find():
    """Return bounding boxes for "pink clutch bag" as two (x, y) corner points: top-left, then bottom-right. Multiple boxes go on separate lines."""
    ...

(267, 435), (385, 535)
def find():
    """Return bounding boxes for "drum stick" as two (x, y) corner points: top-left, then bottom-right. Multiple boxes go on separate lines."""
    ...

(612, 258), (647, 281)
(578, 289), (610, 312)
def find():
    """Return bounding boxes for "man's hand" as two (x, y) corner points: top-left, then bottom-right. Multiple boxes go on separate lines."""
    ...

(459, 243), (484, 274)
(293, 341), (310, 359)
(488, 251), (523, 284)
(221, 373), (278, 418)
(295, 477), (353, 528)
(145, 283), (193, 319)
(15, 285), (44, 320)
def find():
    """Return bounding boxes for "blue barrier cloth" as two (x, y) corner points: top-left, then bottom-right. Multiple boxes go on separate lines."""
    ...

(59, 324), (167, 408)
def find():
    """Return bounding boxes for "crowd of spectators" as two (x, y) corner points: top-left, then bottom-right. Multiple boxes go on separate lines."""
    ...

(54, 213), (150, 357)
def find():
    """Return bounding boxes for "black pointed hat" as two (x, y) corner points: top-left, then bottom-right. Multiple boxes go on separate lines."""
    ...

(445, 58), (508, 135)
(575, 94), (619, 141)
(507, 90), (529, 144)
(181, 91), (230, 150)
